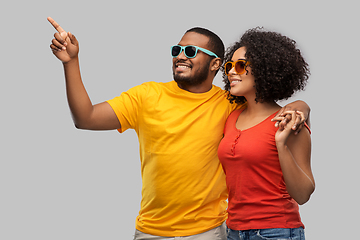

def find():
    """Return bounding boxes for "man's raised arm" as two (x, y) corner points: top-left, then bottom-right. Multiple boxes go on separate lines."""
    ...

(48, 17), (120, 130)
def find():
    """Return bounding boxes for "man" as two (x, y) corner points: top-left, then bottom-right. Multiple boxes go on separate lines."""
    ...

(48, 17), (310, 240)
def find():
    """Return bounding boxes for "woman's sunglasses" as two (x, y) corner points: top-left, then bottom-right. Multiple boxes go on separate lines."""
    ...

(171, 45), (219, 59)
(224, 59), (249, 76)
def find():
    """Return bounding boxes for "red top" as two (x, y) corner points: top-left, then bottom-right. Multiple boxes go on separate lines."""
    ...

(218, 109), (304, 230)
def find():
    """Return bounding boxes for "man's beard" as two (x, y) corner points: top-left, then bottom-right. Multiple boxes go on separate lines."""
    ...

(173, 60), (211, 87)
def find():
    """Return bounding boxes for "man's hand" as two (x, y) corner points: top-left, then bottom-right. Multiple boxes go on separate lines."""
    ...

(48, 17), (79, 63)
(271, 100), (310, 135)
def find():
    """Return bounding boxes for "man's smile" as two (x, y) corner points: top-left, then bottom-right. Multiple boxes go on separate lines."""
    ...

(175, 61), (192, 72)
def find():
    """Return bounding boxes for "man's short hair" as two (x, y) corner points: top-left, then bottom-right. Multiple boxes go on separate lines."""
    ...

(186, 27), (225, 62)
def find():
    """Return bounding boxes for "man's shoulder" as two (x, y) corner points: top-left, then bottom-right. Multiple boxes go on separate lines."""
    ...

(212, 85), (228, 95)
(136, 81), (173, 90)
(125, 81), (171, 94)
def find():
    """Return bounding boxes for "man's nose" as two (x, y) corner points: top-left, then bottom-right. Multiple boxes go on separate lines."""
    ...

(176, 50), (188, 60)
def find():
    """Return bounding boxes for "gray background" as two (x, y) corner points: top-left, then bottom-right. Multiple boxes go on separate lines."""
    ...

(1, 1), (358, 239)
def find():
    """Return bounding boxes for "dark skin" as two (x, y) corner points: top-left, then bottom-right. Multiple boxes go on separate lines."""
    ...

(48, 17), (120, 130)
(47, 17), (310, 132)
(229, 47), (314, 204)
(172, 32), (222, 93)
(273, 105), (310, 135)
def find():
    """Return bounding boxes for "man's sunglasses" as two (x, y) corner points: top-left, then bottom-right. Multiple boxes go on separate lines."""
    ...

(171, 45), (219, 59)
(224, 59), (249, 76)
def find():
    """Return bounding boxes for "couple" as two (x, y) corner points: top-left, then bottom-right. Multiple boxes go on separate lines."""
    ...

(48, 17), (315, 240)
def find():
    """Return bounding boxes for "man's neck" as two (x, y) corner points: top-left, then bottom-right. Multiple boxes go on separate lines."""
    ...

(176, 79), (213, 93)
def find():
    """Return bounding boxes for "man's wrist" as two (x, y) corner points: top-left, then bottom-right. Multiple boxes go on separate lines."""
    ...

(63, 56), (79, 66)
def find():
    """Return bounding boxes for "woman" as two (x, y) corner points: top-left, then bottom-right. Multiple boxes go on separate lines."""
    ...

(218, 28), (315, 240)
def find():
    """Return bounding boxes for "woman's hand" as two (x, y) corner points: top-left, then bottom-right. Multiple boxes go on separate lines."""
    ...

(272, 100), (309, 135)
(275, 110), (299, 145)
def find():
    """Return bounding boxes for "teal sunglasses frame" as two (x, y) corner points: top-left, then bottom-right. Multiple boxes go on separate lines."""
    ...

(171, 45), (219, 59)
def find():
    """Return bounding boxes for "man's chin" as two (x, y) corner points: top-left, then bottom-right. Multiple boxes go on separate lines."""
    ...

(173, 70), (208, 87)
(174, 77), (190, 85)
(174, 74), (192, 85)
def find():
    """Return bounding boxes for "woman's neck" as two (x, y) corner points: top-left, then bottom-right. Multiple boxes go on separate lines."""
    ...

(244, 99), (281, 117)
(235, 98), (281, 131)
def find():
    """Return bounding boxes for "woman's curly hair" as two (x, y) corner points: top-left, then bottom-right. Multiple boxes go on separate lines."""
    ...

(222, 27), (310, 105)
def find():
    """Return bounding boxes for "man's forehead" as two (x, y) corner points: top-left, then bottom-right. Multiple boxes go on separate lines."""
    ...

(178, 32), (209, 48)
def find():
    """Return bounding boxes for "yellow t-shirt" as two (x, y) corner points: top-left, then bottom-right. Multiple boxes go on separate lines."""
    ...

(107, 81), (240, 236)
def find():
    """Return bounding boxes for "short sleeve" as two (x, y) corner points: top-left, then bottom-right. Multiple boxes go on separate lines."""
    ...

(106, 83), (149, 133)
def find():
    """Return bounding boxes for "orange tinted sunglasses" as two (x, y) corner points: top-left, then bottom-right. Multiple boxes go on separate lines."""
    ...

(224, 59), (249, 76)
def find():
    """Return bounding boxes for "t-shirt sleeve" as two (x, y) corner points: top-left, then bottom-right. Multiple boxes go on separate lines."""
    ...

(106, 83), (148, 133)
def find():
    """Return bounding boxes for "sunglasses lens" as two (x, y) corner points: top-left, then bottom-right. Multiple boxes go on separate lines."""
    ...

(235, 61), (246, 74)
(225, 62), (233, 75)
(171, 46), (181, 57)
(225, 60), (247, 75)
(184, 46), (197, 58)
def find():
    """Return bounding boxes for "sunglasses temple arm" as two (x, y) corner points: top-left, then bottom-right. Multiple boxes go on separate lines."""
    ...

(198, 47), (219, 58)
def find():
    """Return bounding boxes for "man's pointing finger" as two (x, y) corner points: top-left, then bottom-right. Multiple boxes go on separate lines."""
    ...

(47, 17), (66, 34)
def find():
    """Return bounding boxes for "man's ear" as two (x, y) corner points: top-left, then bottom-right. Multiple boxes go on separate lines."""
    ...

(211, 58), (222, 72)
